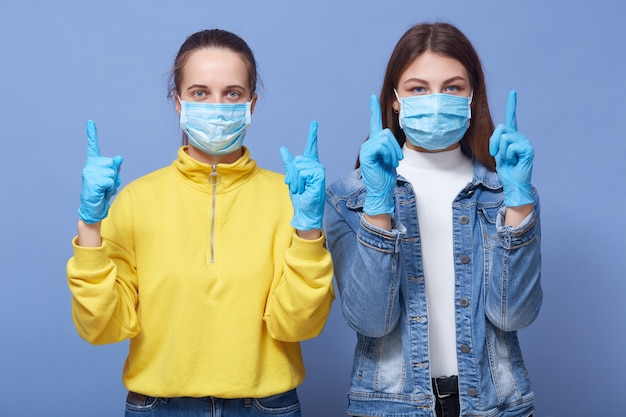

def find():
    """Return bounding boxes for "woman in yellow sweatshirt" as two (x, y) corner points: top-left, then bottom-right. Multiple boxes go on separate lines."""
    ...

(66, 29), (334, 417)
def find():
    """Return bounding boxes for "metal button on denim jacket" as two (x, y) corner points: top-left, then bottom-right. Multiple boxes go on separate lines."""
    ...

(324, 161), (542, 417)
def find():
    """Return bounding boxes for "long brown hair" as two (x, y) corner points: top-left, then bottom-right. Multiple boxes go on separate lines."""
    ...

(360, 22), (495, 171)
(167, 29), (259, 146)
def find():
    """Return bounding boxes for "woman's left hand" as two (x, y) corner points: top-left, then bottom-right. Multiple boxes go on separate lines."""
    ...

(489, 90), (534, 207)
(280, 121), (325, 233)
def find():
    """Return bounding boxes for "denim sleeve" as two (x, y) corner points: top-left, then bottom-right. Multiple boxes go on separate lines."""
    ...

(324, 190), (403, 338)
(486, 191), (542, 331)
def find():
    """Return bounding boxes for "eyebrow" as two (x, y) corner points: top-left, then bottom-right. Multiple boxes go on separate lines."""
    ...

(403, 75), (467, 85)
(186, 84), (207, 91)
(185, 84), (248, 91)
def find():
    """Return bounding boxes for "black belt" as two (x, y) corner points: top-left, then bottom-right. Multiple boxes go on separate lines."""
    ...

(432, 375), (459, 399)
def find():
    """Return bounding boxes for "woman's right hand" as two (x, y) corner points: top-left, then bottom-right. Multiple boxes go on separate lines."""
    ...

(359, 95), (403, 217)
(78, 120), (123, 225)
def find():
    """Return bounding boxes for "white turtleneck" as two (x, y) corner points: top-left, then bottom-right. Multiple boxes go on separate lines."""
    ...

(397, 145), (473, 378)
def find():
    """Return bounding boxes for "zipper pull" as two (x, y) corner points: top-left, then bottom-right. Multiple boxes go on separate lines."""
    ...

(208, 164), (221, 186)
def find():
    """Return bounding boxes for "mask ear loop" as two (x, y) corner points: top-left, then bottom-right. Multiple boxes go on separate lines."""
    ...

(468, 91), (473, 119)
(393, 89), (404, 129)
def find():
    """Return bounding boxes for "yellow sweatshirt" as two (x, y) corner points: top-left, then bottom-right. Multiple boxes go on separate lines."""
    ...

(66, 146), (334, 399)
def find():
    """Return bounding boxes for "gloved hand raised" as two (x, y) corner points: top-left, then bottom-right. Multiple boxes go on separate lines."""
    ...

(78, 120), (124, 224)
(489, 90), (534, 207)
(280, 121), (325, 231)
(359, 95), (403, 216)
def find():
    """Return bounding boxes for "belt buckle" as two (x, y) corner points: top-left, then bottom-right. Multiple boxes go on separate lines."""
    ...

(433, 377), (452, 399)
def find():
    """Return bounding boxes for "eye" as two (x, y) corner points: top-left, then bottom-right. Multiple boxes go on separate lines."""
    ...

(192, 90), (206, 99)
(444, 85), (459, 93)
(227, 90), (241, 100)
(412, 86), (426, 94)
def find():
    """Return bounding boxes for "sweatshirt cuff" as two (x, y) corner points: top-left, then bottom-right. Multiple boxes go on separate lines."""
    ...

(289, 230), (328, 262)
(70, 236), (112, 271)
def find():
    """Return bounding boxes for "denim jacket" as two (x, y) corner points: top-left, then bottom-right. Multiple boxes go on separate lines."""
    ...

(324, 161), (542, 417)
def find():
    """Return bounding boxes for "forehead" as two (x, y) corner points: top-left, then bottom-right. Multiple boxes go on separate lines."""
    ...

(181, 47), (250, 87)
(399, 51), (468, 82)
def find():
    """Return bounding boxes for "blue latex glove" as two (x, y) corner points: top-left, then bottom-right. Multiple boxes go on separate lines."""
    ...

(280, 121), (326, 231)
(489, 90), (534, 207)
(359, 95), (404, 216)
(78, 120), (124, 224)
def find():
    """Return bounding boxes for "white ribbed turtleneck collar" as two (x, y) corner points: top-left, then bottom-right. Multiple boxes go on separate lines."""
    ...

(399, 144), (471, 171)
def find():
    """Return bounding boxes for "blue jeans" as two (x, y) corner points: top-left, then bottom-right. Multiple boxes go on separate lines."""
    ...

(125, 389), (301, 417)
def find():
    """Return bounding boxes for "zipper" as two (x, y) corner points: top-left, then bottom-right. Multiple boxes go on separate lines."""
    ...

(208, 164), (220, 264)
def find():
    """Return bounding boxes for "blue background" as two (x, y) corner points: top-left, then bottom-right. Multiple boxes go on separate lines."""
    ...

(1, 1), (624, 416)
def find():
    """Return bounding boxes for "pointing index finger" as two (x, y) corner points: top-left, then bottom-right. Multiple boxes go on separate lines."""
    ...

(304, 120), (319, 160)
(369, 94), (382, 136)
(86, 120), (101, 158)
(505, 90), (518, 131)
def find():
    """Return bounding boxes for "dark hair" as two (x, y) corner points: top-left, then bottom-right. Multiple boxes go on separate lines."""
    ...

(168, 29), (259, 145)
(360, 22), (495, 171)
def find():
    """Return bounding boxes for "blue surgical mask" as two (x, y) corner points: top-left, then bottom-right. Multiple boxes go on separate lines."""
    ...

(395, 90), (472, 151)
(179, 98), (252, 156)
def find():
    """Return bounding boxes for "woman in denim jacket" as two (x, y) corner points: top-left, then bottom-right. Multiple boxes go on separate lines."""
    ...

(324, 22), (541, 417)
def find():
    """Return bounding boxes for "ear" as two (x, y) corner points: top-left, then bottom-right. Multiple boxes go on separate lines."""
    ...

(250, 93), (259, 114)
(175, 95), (182, 115)
(392, 98), (400, 113)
